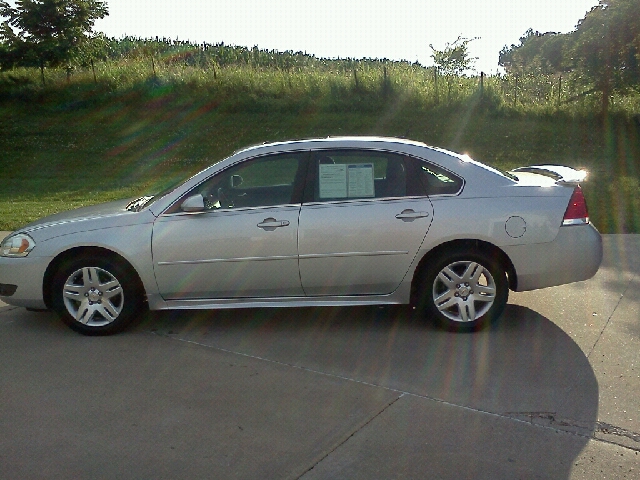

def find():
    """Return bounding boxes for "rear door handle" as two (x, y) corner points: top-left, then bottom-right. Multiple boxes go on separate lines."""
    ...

(257, 218), (290, 229)
(395, 209), (430, 220)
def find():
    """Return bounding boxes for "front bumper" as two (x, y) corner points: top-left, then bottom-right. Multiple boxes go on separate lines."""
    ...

(503, 223), (603, 292)
(0, 255), (52, 309)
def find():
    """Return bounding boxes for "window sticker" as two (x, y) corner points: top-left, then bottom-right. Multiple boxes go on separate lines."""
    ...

(347, 164), (375, 197)
(318, 163), (375, 199)
(319, 164), (347, 198)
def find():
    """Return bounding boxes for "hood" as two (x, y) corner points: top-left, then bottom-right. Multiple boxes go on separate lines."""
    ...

(19, 198), (139, 234)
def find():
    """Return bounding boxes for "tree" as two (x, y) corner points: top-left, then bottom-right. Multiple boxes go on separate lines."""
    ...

(72, 31), (109, 82)
(430, 36), (477, 77)
(499, 0), (640, 114)
(430, 36), (478, 104)
(0, 0), (108, 83)
(499, 29), (569, 75)
(570, 0), (640, 113)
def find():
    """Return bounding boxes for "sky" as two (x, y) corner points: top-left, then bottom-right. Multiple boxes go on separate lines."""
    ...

(92, 0), (600, 73)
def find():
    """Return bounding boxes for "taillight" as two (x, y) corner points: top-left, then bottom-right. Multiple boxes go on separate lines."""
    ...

(562, 186), (589, 225)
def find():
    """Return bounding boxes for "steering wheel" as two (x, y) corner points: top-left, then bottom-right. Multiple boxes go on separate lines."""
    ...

(217, 187), (234, 208)
(203, 194), (216, 210)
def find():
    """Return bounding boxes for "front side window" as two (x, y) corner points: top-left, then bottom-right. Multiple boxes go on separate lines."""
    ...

(170, 152), (306, 213)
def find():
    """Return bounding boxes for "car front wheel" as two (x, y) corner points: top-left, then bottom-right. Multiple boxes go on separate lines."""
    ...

(51, 255), (142, 335)
(417, 249), (508, 331)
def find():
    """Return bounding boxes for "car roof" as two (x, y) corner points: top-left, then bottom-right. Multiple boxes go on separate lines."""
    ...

(231, 136), (514, 189)
(235, 136), (430, 155)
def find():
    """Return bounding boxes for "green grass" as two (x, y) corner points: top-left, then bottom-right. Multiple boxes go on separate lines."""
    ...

(1, 65), (639, 232)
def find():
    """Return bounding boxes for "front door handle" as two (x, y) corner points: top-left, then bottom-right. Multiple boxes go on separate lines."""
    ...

(395, 209), (430, 220)
(257, 218), (290, 230)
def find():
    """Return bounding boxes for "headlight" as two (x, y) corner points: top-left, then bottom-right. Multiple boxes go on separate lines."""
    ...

(1, 233), (36, 257)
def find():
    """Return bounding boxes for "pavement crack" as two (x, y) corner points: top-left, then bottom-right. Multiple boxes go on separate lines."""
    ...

(506, 411), (593, 435)
(154, 332), (412, 394)
(296, 395), (404, 479)
(595, 421), (640, 444)
(505, 411), (640, 450)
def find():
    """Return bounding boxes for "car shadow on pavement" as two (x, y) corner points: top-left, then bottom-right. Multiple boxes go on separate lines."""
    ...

(141, 302), (599, 443)
(5, 303), (599, 478)
(6, 303), (600, 432)
(139, 303), (599, 477)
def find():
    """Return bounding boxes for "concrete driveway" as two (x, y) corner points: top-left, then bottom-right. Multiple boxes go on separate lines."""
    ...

(1, 234), (638, 479)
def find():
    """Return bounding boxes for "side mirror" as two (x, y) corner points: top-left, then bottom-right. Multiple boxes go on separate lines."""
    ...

(180, 194), (205, 212)
(230, 174), (243, 188)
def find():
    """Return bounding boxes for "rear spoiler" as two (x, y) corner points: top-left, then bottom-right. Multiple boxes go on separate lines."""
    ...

(510, 165), (588, 185)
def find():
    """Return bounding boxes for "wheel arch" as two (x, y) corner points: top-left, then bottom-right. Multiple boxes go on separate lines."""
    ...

(42, 246), (146, 310)
(410, 238), (517, 305)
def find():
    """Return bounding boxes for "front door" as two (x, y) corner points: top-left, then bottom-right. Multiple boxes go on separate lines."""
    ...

(152, 152), (307, 300)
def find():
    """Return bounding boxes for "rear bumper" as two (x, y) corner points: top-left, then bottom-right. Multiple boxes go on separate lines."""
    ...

(503, 223), (603, 292)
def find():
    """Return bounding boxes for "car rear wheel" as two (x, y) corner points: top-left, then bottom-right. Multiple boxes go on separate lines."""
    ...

(416, 248), (508, 331)
(51, 255), (142, 336)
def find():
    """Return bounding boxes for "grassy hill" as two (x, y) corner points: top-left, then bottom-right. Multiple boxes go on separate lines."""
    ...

(1, 62), (639, 233)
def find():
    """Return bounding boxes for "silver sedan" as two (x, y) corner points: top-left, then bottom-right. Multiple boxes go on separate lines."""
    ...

(0, 137), (602, 335)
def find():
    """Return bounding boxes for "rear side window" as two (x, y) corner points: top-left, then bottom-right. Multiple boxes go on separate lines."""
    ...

(310, 150), (408, 201)
(409, 160), (463, 196)
(306, 150), (463, 202)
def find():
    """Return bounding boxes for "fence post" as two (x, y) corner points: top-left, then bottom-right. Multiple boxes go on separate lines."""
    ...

(557, 75), (562, 106)
(480, 71), (484, 98)
(91, 59), (97, 84)
(382, 65), (390, 97)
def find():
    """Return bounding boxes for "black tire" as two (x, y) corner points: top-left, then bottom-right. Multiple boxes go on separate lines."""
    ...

(415, 248), (508, 332)
(51, 255), (143, 336)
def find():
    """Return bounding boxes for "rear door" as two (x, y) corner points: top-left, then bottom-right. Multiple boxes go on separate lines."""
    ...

(297, 150), (434, 296)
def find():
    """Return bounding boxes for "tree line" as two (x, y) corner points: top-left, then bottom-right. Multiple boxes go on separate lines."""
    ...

(499, 0), (640, 113)
(0, 1), (429, 83)
(2, 1), (639, 114)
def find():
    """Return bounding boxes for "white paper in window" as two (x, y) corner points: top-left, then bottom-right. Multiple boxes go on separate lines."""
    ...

(347, 164), (375, 197)
(319, 164), (347, 198)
